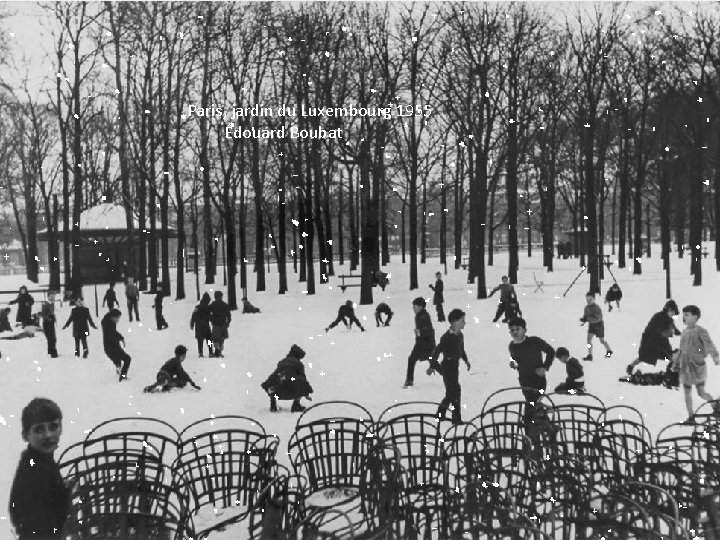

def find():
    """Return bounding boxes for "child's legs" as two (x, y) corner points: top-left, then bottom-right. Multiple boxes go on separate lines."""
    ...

(328, 316), (343, 329)
(385, 312), (393, 325)
(598, 337), (611, 351)
(696, 382), (715, 403)
(80, 335), (88, 353)
(586, 333), (594, 354)
(683, 385), (694, 417)
(74, 336), (81, 355)
(196, 338), (204, 355)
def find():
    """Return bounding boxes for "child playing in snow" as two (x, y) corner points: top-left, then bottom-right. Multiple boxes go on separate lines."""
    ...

(261, 344), (313, 412)
(144, 345), (201, 393)
(62, 297), (97, 358)
(0, 307), (12, 332)
(580, 292), (612, 361)
(426, 308), (470, 425)
(429, 272), (446, 322)
(152, 290), (169, 330)
(604, 283), (622, 312)
(626, 300), (680, 376)
(101, 308), (132, 382)
(553, 347), (585, 394)
(325, 300), (366, 333)
(9, 398), (69, 540)
(489, 276), (518, 323)
(671, 305), (720, 423)
(102, 282), (118, 311)
(404, 297), (436, 388)
(375, 302), (393, 327)
(241, 297), (261, 314)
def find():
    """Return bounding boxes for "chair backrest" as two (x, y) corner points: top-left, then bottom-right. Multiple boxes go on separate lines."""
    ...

(376, 401), (441, 425)
(294, 400), (374, 431)
(84, 417), (180, 464)
(288, 416), (376, 493)
(375, 414), (447, 490)
(442, 423), (483, 490)
(480, 387), (556, 417)
(174, 416), (277, 513)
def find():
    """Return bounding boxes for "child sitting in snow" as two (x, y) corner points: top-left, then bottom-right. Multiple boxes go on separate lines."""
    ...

(242, 297), (261, 314)
(144, 345), (201, 393)
(553, 347), (585, 394)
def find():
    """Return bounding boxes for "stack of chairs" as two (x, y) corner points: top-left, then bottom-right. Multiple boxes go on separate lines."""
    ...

(56, 390), (720, 539)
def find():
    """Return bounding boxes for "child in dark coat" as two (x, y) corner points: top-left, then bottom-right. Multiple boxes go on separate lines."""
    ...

(325, 300), (365, 332)
(604, 283), (623, 312)
(404, 297), (436, 388)
(375, 303), (393, 327)
(242, 297), (261, 314)
(152, 291), (169, 330)
(429, 272), (446, 322)
(9, 286), (35, 327)
(101, 309), (132, 381)
(0, 306), (13, 332)
(40, 293), (58, 358)
(209, 291), (231, 357)
(190, 293), (213, 357)
(553, 347), (585, 394)
(9, 398), (69, 540)
(102, 282), (118, 311)
(144, 345), (201, 393)
(626, 300), (680, 375)
(62, 297), (97, 358)
(426, 309), (470, 425)
(261, 344), (314, 412)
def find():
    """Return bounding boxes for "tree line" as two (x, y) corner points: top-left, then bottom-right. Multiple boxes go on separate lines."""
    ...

(1, 2), (719, 308)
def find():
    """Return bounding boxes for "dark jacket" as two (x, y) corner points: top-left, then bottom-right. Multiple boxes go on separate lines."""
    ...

(209, 299), (231, 328)
(337, 304), (355, 320)
(645, 311), (681, 338)
(509, 336), (555, 383)
(429, 330), (467, 374)
(604, 285), (622, 303)
(581, 304), (603, 324)
(159, 357), (195, 386)
(638, 311), (678, 362)
(0, 309), (11, 332)
(9, 446), (69, 539)
(40, 302), (56, 324)
(101, 313), (124, 354)
(376, 303), (392, 315)
(10, 293), (34, 325)
(102, 288), (118, 309)
(565, 357), (584, 381)
(152, 292), (166, 312)
(62, 306), (97, 336)
(190, 303), (212, 340)
(430, 279), (444, 305)
(261, 354), (314, 400)
(414, 309), (436, 352)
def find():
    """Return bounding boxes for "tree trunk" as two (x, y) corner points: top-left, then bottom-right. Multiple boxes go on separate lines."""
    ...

(348, 168), (359, 271)
(454, 146), (464, 269)
(277, 159), (288, 294)
(338, 169), (344, 267)
(420, 180), (427, 264)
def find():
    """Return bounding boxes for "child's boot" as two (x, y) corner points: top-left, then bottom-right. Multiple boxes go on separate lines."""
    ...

(291, 399), (305, 413)
(582, 354), (593, 361)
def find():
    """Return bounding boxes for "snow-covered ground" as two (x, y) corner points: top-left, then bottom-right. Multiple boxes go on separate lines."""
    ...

(0, 246), (717, 537)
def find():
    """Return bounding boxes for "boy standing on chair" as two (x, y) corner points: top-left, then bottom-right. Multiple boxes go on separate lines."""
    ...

(579, 292), (612, 361)
(426, 309), (470, 425)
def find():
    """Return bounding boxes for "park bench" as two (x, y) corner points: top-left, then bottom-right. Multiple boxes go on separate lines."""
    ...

(337, 271), (389, 293)
(461, 258), (469, 270)
(0, 287), (64, 305)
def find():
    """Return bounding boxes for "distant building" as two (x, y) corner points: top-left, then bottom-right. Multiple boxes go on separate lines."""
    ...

(0, 239), (25, 267)
(38, 203), (177, 284)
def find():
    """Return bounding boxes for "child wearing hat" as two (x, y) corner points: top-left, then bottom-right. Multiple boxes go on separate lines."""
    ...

(261, 345), (314, 412)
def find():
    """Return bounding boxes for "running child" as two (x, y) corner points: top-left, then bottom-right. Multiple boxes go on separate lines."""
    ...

(101, 308), (132, 381)
(404, 297), (436, 388)
(579, 292), (613, 361)
(152, 290), (169, 330)
(426, 308), (470, 424)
